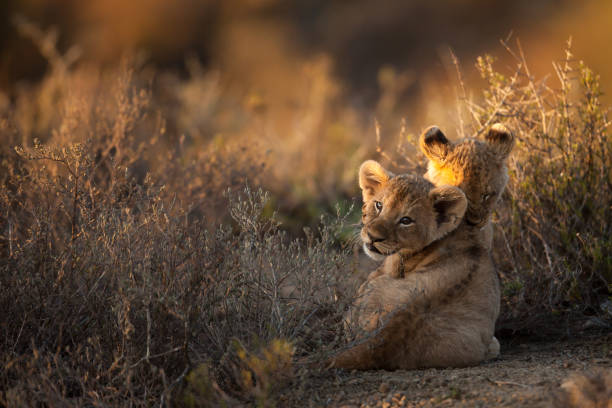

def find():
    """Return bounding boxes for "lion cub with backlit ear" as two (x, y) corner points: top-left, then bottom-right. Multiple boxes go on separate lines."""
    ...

(329, 161), (499, 370)
(420, 124), (514, 247)
(419, 124), (513, 357)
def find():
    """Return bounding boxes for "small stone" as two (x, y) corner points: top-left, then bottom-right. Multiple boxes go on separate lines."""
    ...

(379, 382), (390, 393)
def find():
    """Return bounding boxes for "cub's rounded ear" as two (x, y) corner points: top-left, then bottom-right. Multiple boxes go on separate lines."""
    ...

(359, 160), (393, 201)
(419, 126), (452, 163)
(428, 185), (467, 239)
(484, 123), (514, 159)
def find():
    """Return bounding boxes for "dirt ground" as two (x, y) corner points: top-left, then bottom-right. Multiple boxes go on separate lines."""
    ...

(280, 333), (612, 407)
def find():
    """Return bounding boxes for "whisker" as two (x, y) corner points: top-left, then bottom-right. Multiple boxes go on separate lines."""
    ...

(347, 233), (362, 246)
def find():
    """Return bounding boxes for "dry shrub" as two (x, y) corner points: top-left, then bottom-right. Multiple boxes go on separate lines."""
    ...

(1, 141), (354, 406)
(454, 40), (612, 335)
(0, 28), (355, 405)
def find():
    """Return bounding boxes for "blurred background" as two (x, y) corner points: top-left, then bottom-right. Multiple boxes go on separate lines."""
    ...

(2, 0), (612, 98)
(1, 0), (611, 226)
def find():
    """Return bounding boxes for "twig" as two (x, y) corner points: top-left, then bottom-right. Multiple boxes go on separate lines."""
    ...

(130, 347), (183, 369)
(374, 119), (414, 171)
(511, 38), (548, 135)
(449, 48), (468, 137)
(486, 377), (530, 388)
(8, 219), (13, 258)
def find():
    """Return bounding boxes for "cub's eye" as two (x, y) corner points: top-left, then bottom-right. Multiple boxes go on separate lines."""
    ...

(374, 201), (383, 212)
(399, 216), (414, 226)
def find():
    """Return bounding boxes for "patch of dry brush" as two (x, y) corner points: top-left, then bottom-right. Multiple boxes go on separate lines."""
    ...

(0, 40), (354, 405)
(469, 40), (612, 335)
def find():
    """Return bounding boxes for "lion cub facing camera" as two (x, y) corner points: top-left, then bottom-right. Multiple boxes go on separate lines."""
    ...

(329, 161), (499, 370)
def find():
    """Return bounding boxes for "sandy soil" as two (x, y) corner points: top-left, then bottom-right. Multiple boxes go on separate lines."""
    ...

(280, 333), (612, 407)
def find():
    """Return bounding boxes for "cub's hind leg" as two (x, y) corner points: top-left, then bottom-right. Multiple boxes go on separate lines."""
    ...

(413, 320), (491, 368)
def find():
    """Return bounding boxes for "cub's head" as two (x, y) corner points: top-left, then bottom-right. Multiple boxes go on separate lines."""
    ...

(419, 124), (514, 227)
(359, 160), (467, 261)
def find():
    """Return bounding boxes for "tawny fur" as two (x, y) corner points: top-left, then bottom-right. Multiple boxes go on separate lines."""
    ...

(417, 123), (514, 363)
(328, 163), (500, 370)
(419, 123), (515, 248)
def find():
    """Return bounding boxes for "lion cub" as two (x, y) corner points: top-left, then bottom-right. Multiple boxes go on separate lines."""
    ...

(419, 123), (515, 247)
(419, 124), (513, 357)
(330, 161), (499, 370)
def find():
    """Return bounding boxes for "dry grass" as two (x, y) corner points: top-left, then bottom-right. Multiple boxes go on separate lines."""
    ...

(1, 125), (356, 405)
(469, 39), (612, 335)
(0, 24), (358, 406)
(0, 22), (611, 406)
